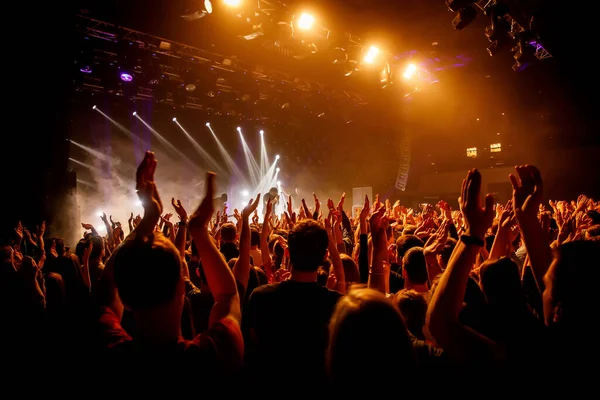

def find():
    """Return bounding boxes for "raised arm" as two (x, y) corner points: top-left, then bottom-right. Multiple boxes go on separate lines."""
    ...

(426, 169), (499, 363)
(189, 172), (241, 327)
(509, 165), (552, 293)
(233, 194), (261, 292)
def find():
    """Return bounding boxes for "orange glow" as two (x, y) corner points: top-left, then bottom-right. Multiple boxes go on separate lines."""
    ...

(297, 13), (315, 30)
(363, 46), (380, 64)
(403, 63), (418, 79)
(223, 0), (242, 7)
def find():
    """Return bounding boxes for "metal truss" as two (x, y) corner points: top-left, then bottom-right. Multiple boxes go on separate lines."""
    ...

(76, 15), (370, 119)
(473, 0), (552, 60)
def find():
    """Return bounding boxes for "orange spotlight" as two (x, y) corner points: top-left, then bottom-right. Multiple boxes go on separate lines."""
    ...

(223, 0), (241, 7)
(363, 46), (380, 64)
(297, 13), (315, 30)
(403, 63), (418, 79)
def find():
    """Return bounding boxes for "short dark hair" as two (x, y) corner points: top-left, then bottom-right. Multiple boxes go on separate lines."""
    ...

(440, 238), (457, 266)
(402, 247), (428, 285)
(288, 220), (328, 272)
(113, 233), (182, 310)
(250, 228), (260, 247)
(395, 235), (423, 264)
(221, 223), (237, 242)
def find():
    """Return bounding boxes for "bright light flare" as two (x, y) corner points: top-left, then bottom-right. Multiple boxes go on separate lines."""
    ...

(363, 46), (380, 64)
(275, 155), (280, 160)
(205, 122), (211, 127)
(223, 0), (241, 7)
(172, 117), (177, 122)
(132, 111), (137, 116)
(135, 200), (142, 207)
(277, 180), (281, 186)
(260, 130), (264, 135)
(92, 105), (97, 110)
(241, 190), (249, 197)
(276, 167), (280, 172)
(403, 63), (418, 79)
(96, 211), (103, 217)
(297, 13), (315, 30)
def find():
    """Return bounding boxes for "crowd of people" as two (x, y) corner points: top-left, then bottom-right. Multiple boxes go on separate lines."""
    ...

(2, 151), (599, 391)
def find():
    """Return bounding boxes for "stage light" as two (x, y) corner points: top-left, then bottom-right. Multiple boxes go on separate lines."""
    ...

(186, 84), (196, 92)
(277, 180), (281, 186)
(241, 190), (249, 197)
(205, 122), (210, 126)
(204, 0), (213, 14)
(172, 117), (177, 122)
(135, 200), (142, 207)
(276, 167), (280, 172)
(297, 13), (315, 31)
(237, 126), (241, 131)
(96, 211), (103, 217)
(120, 73), (133, 82)
(403, 64), (418, 79)
(275, 155), (280, 160)
(260, 130), (264, 135)
(92, 105), (97, 110)
(223, 0), (241, 7)
(132, 111), (137, 116)
(363, 46), (380, 64)
(80, 66), (92, 73)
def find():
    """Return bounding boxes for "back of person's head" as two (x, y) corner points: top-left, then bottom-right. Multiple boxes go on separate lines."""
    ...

(395, 234), (423, 264)
(221, 223), (237, 242)
(440, 238), (457, 267)
(340, 254), (360, 284)
(402, 225), (417, 236)
(113, 232), (182, 310)
(250, 228), (260, 247)
(288, 220), (328, 272)
(327, 288), (414, 386)
(90, 236), (104, 260)
(402, 247), (428, 285)
(49, 237), (65, 257)
(479, 257), (523, 308)
(395, 289), (428, 340)
(545, 240), (600, 331)
(75, 240), (87, 264)
(228, 257), (237, 269)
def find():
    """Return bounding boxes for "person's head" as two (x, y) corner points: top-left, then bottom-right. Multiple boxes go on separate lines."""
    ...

(48, 237), (65, 257)
(250, 228), (260, 247)
(220, 223), (237, 243)
(402, 247), (428, 287)
(287, 220), (328, 272)
(395, 234), (423, 264)
(90, 236), (104, 261)
(543, 240), (600, 333)
(340, 254), (360, 284)
(479, 257), (524, 308)
(395, 289), (428, 340)
(327, 288), (414, 386)
(401, 225), (417, 236)
(113, 233), (184, 316)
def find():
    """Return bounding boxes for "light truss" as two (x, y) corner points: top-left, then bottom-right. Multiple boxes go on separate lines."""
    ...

(473, 0), (552, 60)
(75, 15), (370, 121)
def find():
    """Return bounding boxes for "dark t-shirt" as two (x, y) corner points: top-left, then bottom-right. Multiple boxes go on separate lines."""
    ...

(244, 280), (342, 384)
(97, 307), (244, 379)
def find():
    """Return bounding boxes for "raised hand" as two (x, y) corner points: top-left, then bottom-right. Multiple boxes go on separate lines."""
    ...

(423, 219), (449, 256)
(136, 151), (163, 231)
(313, 193), (321, 215)
(360, 194), (370, 222)
(242, 194), (261, 218)
(509, 165), (543, 221)
(337, 192), (346, 214)
(459, 169), (495, 240)
(189, 172), (216, 235)
(36, 221), (46, 239)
